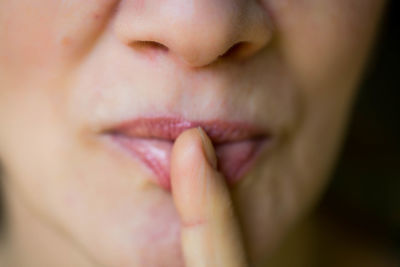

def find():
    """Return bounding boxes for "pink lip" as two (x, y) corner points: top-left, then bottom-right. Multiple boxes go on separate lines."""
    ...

(104, 117), (270, 191)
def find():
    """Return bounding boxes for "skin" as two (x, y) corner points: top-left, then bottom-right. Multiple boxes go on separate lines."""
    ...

(0, 0), (386, 266)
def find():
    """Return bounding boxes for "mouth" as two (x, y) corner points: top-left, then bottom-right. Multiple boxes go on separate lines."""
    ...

(103, 117), (271, 191)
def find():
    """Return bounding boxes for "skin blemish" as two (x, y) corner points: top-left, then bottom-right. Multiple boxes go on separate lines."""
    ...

(123, 0), (145, 13)
(93, 13), (102, 20)
(61, 36), (72, 46)
(136, 0), (145, 11)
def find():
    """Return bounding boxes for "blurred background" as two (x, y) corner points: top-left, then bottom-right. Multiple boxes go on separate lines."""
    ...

(313, 0), (399, 265)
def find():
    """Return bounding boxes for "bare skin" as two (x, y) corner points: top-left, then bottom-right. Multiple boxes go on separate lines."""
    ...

(0, 1), (388, 266)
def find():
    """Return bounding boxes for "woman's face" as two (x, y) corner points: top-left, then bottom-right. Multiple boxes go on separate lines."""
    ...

(0, 0), (385, 266)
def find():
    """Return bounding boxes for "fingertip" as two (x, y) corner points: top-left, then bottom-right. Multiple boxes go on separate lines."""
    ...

(171, 128), (203, 175)
(170, 128), (219, 227)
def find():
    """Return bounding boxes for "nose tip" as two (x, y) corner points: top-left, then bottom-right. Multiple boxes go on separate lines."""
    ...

(114, 0), (273, 67)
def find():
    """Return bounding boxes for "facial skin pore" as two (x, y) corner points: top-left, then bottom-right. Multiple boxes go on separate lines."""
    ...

(0, 0), (386, 266)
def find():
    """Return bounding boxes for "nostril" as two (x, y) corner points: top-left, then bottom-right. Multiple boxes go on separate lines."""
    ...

(134, 41), (169, 51)
(219, 41), (253, 60)
(130, 41), (169, 57)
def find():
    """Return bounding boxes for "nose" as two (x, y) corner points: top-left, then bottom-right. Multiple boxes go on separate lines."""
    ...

(113, 0), (273, 67)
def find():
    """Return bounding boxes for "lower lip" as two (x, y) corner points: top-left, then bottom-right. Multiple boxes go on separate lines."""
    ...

(108, 133), (267, 191)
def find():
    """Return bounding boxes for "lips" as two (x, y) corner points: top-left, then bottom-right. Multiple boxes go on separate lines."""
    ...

(104, 117), (270, 191)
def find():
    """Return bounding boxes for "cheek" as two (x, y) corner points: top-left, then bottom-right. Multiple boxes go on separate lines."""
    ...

(0, 0), (117, 76)
(267, 0), (385, 90)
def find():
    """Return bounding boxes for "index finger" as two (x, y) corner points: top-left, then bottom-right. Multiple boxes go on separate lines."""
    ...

(171, 128), (248, 267)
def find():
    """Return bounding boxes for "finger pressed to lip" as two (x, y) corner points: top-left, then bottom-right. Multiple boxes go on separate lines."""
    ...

(170, 128), (248, 267)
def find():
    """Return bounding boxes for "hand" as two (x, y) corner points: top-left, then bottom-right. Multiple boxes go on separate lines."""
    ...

(171, 128), (249, 267)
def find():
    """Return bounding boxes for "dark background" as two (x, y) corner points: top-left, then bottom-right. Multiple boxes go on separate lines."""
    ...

(318, 0), (400, 258)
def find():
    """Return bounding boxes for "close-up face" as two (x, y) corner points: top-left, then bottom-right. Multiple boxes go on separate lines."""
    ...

(0, 0), (386, 266)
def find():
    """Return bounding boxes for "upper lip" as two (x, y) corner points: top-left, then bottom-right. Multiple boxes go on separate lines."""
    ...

(104, 117), (270, 143)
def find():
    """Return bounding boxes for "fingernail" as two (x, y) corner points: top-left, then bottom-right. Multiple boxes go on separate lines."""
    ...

(197, 127), (218, 169)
